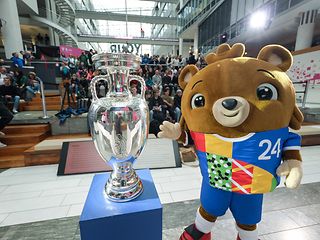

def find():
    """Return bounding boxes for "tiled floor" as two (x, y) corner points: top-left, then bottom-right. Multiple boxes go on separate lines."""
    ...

(0, 145), (320, 239)
(0, 77), (318, 239)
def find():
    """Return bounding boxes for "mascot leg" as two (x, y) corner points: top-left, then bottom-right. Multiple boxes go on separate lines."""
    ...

(180, 205), (216, 240)
(231, 193), (263, 240)
(180, 181), (231, 239)
(236, 223), (259, 240)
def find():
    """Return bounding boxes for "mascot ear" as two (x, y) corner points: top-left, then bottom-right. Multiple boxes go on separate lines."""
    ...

(257, 45), (293, 71)
(205, 43), (245, 64)
(289, 106), (304, 130)
(179, 65), (199, 90)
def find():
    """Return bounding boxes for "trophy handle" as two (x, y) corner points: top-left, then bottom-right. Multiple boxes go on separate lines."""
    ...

(129, 75), (146, 99)
(90, 75), (111, 102)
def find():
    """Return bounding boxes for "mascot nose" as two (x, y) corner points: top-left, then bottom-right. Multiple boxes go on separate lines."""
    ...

(222, 98), (238, 110)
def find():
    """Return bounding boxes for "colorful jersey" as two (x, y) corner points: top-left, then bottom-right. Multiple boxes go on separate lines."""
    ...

(190, 127), (301, 194)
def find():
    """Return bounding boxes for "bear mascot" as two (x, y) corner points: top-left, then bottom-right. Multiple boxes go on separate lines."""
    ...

(159, 43), (303, 240)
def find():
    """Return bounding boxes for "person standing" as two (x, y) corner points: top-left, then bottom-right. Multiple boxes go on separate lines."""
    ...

(173, 89), (182, 123)
(79, 52), (88, 68)
(10, 53), (24, 68)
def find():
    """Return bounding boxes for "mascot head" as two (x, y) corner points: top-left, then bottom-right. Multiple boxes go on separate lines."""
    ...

(178, 43), (303, 137)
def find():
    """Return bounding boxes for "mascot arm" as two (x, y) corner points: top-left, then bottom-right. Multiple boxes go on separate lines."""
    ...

(277, 150), (302, 189)
(158, 121), (182, 140)
(158, 121), (193, 146)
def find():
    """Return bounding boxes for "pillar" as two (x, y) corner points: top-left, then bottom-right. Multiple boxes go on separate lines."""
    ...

(194, 26), (199, 59)
(50, 0), (60, 46)
(172, 45), (176, 56)
(295, 10), (317, 51)
(0, 0), (24, 59)
(45, 0), (55, 46)
(179, 38), (183, 56)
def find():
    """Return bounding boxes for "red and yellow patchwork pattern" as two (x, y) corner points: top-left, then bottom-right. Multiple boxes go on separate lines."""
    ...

(231, 159), (277, 194)
(191, 131), (232, 158)
(191, 131), (278, 194)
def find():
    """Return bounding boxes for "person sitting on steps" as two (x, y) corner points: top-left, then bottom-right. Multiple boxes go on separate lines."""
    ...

(0, 76), (21, 114)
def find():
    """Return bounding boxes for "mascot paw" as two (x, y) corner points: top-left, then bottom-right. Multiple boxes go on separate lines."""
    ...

(276, 160), (303, 189)
(158, 121), (181, 140)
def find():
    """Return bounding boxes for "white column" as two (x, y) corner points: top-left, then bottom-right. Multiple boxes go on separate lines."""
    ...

(50, 0), (60, 45)
(194, 26), (199, 59)
(0, 0), (24, 59)
(45, 0), (55, 46)
(295, 10), (317, 51)
(179, 38), (183, 56)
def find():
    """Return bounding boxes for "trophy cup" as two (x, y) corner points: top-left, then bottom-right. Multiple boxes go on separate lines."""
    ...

(88, 53), (149, 202)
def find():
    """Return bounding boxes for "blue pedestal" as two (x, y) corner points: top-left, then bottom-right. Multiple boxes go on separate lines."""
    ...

(79, 169), (163, 240)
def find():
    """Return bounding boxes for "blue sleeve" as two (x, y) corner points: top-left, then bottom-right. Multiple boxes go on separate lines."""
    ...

(283, 132), (301, 151)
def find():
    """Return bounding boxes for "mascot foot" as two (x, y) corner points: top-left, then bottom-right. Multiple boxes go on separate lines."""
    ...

(180, 224), (211, 240)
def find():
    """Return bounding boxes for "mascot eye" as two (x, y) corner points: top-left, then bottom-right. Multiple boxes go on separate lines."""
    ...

(257, 83), (278, 100)
(191, 93), (205, 109)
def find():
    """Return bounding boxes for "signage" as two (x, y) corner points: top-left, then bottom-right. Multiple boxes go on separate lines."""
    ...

(59, 45), (83, 58)
(110, 43), (141, 54)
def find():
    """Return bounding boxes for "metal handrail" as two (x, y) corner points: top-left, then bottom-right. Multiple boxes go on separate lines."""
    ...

(38, 78), (50, 119)
(293, 80), (310, 109)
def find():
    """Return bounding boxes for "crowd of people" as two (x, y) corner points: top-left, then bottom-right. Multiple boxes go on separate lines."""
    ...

(56, 49), (208, 136)
(0, 67), (42, 112)
(0, 49), (206, 147)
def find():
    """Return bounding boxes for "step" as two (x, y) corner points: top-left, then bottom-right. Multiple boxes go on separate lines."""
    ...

(0, 155), (25, 168)
(30, 98), (62, 104)
(3, 124), (50, 134)
(24, 149), (60, 166)
(0, 132), (49, 145)
(0, 143), (34, 155)
(23, 105), (63, 111)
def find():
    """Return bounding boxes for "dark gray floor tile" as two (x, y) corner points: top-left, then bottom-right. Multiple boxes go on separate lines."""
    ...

(0, 217), (79, 240)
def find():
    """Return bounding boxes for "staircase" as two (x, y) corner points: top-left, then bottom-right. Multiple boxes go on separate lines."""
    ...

(23, 91), (79, 111)
(23, 93), (62, 111)
(31, 0), (77, 47)
(0, 124), (51, 168)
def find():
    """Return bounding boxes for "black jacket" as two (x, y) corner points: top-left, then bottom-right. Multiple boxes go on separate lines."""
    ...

(0, 85), (20, 97)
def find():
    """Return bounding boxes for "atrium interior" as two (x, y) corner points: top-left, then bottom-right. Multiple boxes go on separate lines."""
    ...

(0, 0), (320, 239)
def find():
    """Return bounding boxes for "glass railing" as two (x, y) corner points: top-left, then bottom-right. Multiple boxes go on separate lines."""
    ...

(74, 4), (155, 16)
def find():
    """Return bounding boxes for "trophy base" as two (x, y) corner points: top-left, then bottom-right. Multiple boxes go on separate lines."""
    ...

(105, 175), (143, 202)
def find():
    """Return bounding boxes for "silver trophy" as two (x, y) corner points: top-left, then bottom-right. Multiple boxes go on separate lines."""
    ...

(88, 53), (149, 202)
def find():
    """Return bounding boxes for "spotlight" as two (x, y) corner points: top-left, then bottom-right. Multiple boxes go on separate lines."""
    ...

(220, 33), (228, 43)
(250, 10), (268, 29)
